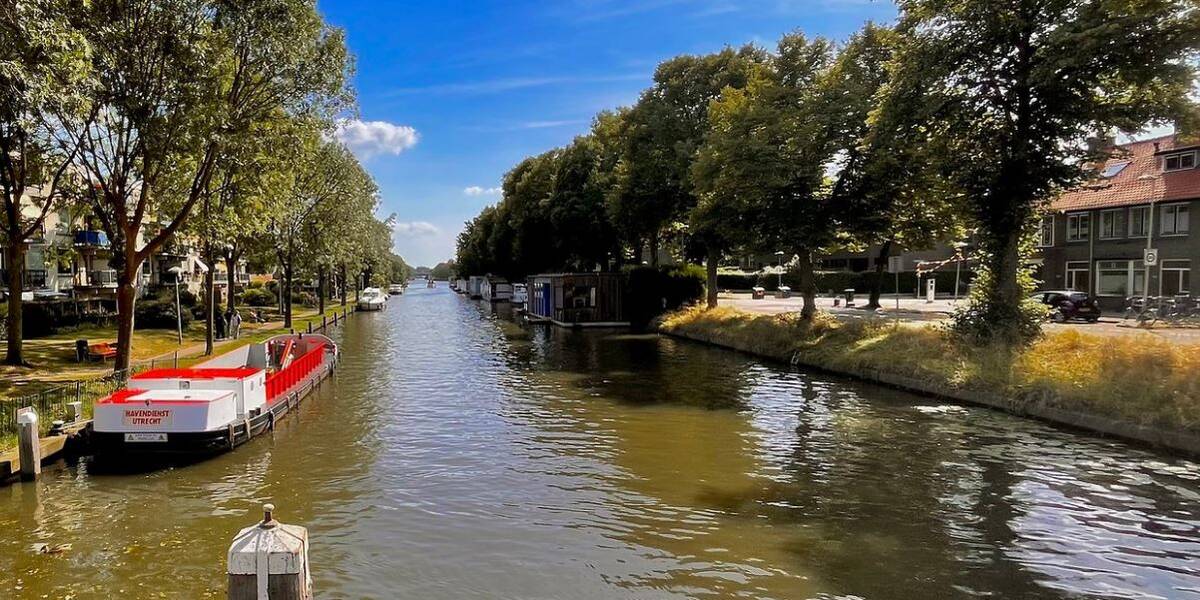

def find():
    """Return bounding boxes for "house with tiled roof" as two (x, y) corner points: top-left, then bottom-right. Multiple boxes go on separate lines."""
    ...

(1038, 134), (1194, 309)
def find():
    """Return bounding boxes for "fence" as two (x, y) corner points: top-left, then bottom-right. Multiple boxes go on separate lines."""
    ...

(0, 352), (178, 437)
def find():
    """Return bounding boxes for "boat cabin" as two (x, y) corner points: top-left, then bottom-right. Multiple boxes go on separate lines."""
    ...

(526, 273), (628, 327)
(481, 277), (513, 303)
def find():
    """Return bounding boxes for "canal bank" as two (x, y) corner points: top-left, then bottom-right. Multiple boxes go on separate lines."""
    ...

(2, 287), (1199, 599)
(658, 306), (1200, 457)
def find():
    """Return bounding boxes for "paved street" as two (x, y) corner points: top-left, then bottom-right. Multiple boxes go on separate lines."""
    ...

(719, 292), (1200, 343)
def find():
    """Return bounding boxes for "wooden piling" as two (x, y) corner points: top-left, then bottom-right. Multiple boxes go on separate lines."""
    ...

(69, 401), (83, 423)
(307, 321), (312, 334)
(322, 315), (327, 330)
(228, 504), (311, 599)
(17, 408), (40, 480)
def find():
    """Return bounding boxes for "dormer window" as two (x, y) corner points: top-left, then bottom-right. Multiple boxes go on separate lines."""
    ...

(1164, 151), (1197, 172)
(1100, 161), (1130, 178)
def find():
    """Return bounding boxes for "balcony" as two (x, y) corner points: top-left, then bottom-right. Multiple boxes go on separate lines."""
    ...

(87, 270), (119, 287)
(22, 269), (47, 290)
(74, 230), (110, 248)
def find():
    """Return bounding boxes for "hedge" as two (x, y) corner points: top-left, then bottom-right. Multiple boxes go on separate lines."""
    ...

(625, 264), (705, 326)
(717, 269), (974, 296)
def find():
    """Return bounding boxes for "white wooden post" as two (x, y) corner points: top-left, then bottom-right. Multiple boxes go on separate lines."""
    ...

(228, 504), (311, 599)
(17, 408), (40, 480)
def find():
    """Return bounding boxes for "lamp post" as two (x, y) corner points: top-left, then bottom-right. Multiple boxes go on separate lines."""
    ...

(952, 242), (968, 303)
(167, 266), (184, 345)
(774, 251), (785, 290)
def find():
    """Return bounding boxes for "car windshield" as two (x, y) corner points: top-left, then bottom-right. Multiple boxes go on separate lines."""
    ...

(1069, 293), (1089, 302)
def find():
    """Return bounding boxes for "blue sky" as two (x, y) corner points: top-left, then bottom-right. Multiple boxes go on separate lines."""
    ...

(319, 0), (899, 267)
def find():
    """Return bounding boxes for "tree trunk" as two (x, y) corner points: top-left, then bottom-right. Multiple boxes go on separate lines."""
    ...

(5, 242), (26, 366)
(867, 240), (893, 310)
(317, 264), (326, 314)
(648, 233), (660, 268)
(113, 262), (138, 372)
(705, 245), (719, 309)
(204, 246), (214, 355)
(985, 227), (1025, 335)
(797, 251), (817, 320)
(339, 264), (347, 306)
(283, 261), (293, 329)
(225, 253), (238, 312)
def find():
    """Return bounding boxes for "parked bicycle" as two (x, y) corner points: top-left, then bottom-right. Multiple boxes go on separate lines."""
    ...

(1122, 295), (1200, 327)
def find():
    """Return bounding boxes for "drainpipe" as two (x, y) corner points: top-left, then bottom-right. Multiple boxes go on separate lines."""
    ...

(1087, 211), (1094, 294)
(1146, 198), (1156, 301)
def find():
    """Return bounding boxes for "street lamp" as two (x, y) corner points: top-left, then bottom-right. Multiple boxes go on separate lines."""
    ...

(952, 241), (969, 303)
(774, 251), (785, 289)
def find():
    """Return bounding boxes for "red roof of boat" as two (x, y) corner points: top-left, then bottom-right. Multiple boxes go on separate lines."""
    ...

(131, 367), (263, 380)
(96, 388), (148, 404)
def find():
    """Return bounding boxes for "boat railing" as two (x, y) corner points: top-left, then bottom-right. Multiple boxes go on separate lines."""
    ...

(265, 341), (325, 400)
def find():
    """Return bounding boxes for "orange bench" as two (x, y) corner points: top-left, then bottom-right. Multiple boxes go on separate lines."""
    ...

(88, 342), (118, 361)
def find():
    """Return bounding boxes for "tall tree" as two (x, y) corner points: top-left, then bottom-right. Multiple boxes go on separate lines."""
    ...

(890, 0), (1200, 342)
(0, 0), (89, 365)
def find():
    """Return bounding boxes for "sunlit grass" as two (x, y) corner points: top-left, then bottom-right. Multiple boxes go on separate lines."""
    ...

(660, 307), (1200, 432)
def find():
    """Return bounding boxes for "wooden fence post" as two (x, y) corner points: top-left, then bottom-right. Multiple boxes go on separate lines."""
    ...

(17, 408), (40, 480)
(228, 504), (311, 599)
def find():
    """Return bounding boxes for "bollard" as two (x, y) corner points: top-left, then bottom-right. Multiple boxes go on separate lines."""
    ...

(307, 321), (312, 334)
(228, 504), (311, 600)
(322, 315), (327, 331)
(17, 408), (41, 480)
(69, 401), (83, 423)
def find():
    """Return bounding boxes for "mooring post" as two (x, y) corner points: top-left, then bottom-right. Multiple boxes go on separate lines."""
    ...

(17, 408), (41, 480)
(228, 503), (312, 600)
(69, 401), (83, 423)
(322, 315), (327, 331)
(307, 321), (312, 334)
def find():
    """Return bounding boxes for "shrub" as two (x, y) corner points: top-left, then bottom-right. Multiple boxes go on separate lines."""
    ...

(292, 291), (317, 308)
(22, 302), (79, 338)
(135, 298), (193, 330)
(626, 265), (705, 326)
(240, 287), (276, 307)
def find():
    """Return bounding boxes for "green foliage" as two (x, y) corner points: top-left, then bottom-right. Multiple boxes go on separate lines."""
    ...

(625, 265), (706, 326)
(430, 260), (455, 280)
(240, 287), (276, 307)
(135, 298), (193, 330)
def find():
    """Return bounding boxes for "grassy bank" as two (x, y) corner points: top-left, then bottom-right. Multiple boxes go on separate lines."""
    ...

(659, 307), (1200, 436)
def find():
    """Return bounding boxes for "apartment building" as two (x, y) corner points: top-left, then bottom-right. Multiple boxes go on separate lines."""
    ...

(1038, 134), (1195, 310)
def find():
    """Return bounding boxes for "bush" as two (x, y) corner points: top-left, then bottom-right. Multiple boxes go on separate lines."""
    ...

(240, 287), (276, 307)
(292, 291), (317, 308)
(626, 265), (705, 326)
(22, 302), (79, 338)
(136, 298), (193, 330)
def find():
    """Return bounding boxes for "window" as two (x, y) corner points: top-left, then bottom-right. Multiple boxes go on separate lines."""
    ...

(1066, 261), (1090, 293)
(1037, 216), (1054, 247)
(1129, 205), (1150, 237)
(1161, 260), (1191, 296)
(1099, 209), (1126, 239)
(1161, 203), (1190, 235)
(1066, 213), (1090, 242)
(1100, 161), (1130, 178)
(1096, 260), (1147, 297)
(1164, 151), (1197, 172)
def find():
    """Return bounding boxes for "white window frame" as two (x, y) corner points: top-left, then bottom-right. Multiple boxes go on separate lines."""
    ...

(1066, 212), (1090, 242)
(1164, 151), (1197, 172)
(1161, 259), (1191, 295)
(1098, 208), (1126, 240)
(1037, 215), (1054, 247)
(1095, 260), (1147, 297)
(1160, 203), (1190, 236)
(1065, 261), (1090, 293)
(1129, 205), (1150, 238)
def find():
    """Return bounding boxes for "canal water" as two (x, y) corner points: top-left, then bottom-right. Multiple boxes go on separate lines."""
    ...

(3, 286), (1200, 599)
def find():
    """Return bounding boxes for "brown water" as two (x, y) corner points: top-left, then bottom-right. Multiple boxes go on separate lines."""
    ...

(3, 286), (1200, 599)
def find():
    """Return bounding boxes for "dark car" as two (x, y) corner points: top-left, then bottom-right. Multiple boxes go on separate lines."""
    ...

(1030, 290), (1102, 323)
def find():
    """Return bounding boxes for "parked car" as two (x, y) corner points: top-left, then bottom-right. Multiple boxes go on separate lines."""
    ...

(1029, 290), (1102, 323)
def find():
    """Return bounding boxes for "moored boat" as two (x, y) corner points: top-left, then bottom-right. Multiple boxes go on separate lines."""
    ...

(387, 283), (404, 295)
(357, 287), (387, 310)
(91, 333), (337, 456)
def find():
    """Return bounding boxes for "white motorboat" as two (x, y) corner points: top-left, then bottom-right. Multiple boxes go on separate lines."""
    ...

(388, 283), (404, 295)
(357, 287), (387, 311)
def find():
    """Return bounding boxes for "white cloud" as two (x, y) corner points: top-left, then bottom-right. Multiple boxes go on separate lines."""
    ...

(393, 221), (440, 237)
(334, 119), (419, 158)
(464, 186), (502, 196)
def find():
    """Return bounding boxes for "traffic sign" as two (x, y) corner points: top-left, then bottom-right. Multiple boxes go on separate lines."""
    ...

(1144, 248), (1159, 266)
(887, 256), (903, 274)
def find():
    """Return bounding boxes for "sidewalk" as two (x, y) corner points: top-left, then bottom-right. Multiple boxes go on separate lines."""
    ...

(719, 292), (1200, 344)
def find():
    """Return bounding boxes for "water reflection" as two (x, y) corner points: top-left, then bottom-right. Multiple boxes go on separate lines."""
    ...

(0, 287), (1198, 599)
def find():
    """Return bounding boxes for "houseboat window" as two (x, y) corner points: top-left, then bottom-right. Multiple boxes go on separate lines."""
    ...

(1164, 151), (1197, 172)
(1129, 206), (1150, 237)
(1096, 260), (1146, 297)
(1066, 213), (1090, 242)
(1037, 216), (1054, 247)
(1065, 261), (1090, 293)
(1161, 203), (1189, 235)
(1161, 260), (1191, 296)
(1100, 161), (1130, 178)
(1099, 209), (1126, 239)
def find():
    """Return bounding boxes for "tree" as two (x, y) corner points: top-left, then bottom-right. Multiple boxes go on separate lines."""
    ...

(429, 260), (454, 280)
(58, 0), (351, 370)
(890, 0), (1200, 342)
(0, 0), (89, 365)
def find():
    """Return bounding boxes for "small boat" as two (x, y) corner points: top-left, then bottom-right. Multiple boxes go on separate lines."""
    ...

(91, 333), (337, 456)
(388, 283), (404, 295)
(512, 283), (528, 311)
(426, 279), (435, 288)
(357, 287), (387, 311)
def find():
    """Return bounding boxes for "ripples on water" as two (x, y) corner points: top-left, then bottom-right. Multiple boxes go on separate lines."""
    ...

(1, 286), (1199, 599)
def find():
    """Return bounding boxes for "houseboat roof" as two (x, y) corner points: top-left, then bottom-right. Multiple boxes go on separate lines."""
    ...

(1052, 134), (1200, 212)
(131, 367), (263, 380)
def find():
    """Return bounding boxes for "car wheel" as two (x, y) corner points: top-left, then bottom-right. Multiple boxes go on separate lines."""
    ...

(1050, 312), (1066, 323)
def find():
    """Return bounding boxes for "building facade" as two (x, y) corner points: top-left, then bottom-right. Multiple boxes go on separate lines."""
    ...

(1038, 135), (1195, 310)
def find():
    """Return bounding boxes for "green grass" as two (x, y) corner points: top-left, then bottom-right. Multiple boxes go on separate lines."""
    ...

(660, 307), (1200, 433)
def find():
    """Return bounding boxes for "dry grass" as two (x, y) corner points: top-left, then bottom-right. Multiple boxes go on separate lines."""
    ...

(660, 307), (1200, 433)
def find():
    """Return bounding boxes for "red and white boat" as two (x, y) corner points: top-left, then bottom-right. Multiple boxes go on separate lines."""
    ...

(91, 333), (337, 456)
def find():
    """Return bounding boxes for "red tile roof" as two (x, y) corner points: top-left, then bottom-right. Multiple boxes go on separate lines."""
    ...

(1051, 134), (1200, 212)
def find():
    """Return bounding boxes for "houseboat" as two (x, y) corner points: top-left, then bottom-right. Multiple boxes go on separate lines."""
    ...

(481, 277), (513, 303)
(455, 279), (468, 293)
(511, 283), (528, 311)
(91, 333), (337, 456)
(357, 287), (387, 311)
(467, 276), (484, 299)
(527, 273), (628, 327)
(388, 283), (404, 295)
